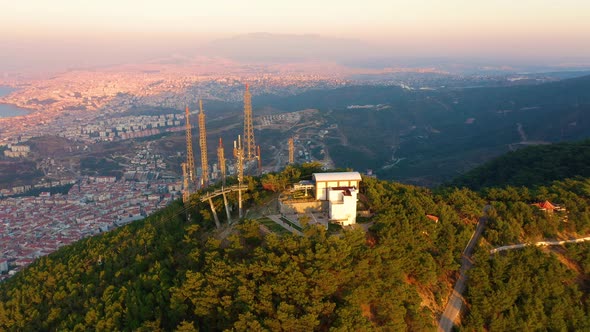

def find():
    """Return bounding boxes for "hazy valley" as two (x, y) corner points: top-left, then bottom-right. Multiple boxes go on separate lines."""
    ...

(1, 25), (590, 331)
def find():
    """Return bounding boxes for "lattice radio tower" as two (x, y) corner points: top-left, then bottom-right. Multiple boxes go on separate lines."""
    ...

(181, 163), (188, 202)
(234, 135), (244, 218)
(243, 84), (257, 161)
(184, 106), (196, 191)
(198, 100), (209, 188)
(217, 138), (226, 186)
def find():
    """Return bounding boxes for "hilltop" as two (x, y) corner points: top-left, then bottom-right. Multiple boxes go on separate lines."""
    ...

(0, 166), (481, 330)
(2, 151), (590, 330)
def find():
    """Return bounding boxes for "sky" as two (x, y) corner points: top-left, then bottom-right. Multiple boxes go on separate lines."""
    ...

(1, 0), (590, 71)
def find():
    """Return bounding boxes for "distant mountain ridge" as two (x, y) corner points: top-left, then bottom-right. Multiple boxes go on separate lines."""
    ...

(205, 32), (376, 63)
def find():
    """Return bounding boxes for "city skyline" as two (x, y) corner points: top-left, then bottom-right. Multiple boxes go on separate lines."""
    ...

(1, 0), (590, 71)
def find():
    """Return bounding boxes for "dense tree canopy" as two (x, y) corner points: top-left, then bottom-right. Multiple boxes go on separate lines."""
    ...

(450, 139), (590, 190)
(0, 173), (480, 331)
(462, 246), (590, 331)
(3, 156), (590, 330)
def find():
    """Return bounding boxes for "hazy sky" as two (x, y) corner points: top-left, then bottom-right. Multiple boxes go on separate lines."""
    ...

(1, 0), (590, 71)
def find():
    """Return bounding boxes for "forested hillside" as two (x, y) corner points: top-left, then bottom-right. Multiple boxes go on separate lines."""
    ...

(450, 139), (590, 190)
(0, 171), (481, 331)
(3, 156), (590, 330)
(462, 246), (590, 331)
(457, 177), (590, 329)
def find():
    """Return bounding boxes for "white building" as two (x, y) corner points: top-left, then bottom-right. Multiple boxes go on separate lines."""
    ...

(327, 187), (358, 226)
(313, 172), (362, 201)
(312, 172), (362, 226)
(4, 144), (30, 158)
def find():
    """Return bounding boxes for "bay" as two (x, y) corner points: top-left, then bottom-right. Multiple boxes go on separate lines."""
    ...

(0, 86), (29, 118)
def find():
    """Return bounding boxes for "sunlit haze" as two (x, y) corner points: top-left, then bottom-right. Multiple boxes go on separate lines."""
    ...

(1, 0), (590, 71)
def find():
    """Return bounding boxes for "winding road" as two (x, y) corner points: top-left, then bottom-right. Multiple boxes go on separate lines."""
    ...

(490, 236), (590, 254)
(438, 212), (590, 331)
(438, 217), (486, 332)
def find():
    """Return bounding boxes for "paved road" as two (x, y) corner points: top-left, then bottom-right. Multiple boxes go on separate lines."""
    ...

(438, 219), (590, 331)
(438, 217), (486, 332)
(490, 236), (590, 254)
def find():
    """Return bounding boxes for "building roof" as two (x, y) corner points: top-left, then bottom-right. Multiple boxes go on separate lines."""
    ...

(532, 200), (557, 211)
(426, 214), (439, 222)
(313, 172), (362, 182)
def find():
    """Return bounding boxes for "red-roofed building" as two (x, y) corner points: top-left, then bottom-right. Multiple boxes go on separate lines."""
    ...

(532, 200), (565, 212)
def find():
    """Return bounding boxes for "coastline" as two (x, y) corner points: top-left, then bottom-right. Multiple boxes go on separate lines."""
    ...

(0, 102), (31, 118)
(0, 86), (31, 118)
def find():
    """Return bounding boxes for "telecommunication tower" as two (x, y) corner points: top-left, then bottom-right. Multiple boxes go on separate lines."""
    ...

(234, 136), (244, 218)
(243, 84), (257, 161)
(288, 138), (294, 164)
(181, 162), (190, 204)
(181, 162), (192, 221)
(217, 138), (226, 186)
(198, 100), (209, 188)
(184, 106), (196, 188)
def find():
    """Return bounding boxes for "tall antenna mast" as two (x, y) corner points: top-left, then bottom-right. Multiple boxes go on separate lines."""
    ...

(184, 106), (196, 189)
(181, 162), (191, 221)
(243, 84), (256, 160)
(234, 136), (244, 219)
(198, 99), (209, 188)
(217, 137), (226, 186)
(182, 162), (190, 204)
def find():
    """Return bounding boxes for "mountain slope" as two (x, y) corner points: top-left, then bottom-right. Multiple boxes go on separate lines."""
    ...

(256, 75), (590, 186)
(3, 162), (590, 330)
(0, 174), (482, 331)
(449, 139), (590, 190)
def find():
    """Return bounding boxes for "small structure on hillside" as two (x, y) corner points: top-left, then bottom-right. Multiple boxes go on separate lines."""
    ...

(532, 200), (565, 213)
